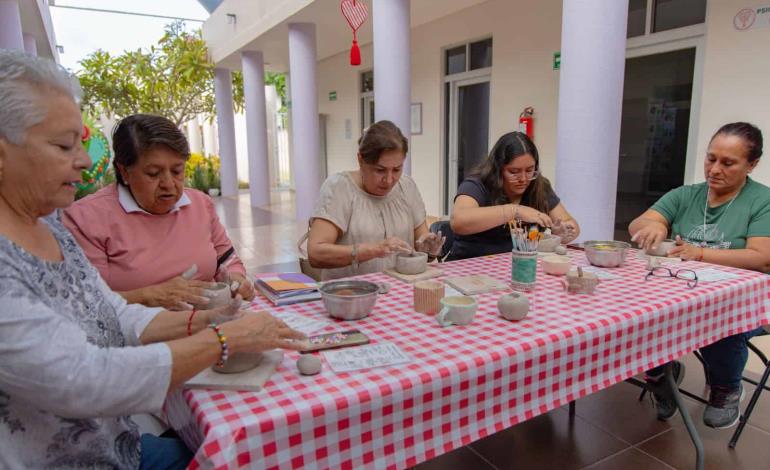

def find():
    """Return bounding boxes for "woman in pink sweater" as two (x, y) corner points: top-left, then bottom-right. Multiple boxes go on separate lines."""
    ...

(63, 114), (255, 310)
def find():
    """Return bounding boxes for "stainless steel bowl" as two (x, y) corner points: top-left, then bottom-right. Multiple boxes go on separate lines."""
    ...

(583, 240), (631, 268)
(319, 280), (379, 320)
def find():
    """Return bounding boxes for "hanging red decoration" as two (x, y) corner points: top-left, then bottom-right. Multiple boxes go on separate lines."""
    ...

(340, 0), (368, 66)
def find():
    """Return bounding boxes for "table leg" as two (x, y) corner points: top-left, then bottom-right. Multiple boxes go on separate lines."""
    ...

(568, 400), (576, 418)
(664, 362), (704, 470)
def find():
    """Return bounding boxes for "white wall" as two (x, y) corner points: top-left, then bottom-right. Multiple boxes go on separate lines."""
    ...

(695, 1), (770, 186)
(316, 0), (562, 216)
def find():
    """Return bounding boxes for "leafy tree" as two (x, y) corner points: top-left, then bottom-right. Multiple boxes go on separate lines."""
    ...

(77, 22), (287, 126)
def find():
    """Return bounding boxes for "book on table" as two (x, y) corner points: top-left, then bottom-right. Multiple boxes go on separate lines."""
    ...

(254, 273), (321, 306)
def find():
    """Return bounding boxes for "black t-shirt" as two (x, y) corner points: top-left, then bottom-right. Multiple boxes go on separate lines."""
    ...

(449, 176), (561, 260)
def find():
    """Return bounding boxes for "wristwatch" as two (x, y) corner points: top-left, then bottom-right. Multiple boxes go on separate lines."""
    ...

(351, 244), (359, 272)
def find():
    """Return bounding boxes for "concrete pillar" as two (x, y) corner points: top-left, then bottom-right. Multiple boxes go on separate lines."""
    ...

(241, 50), (271, 207)
(554, 0), (628, 241)
(288, 23), (321, 223)
(0, 0), (24, 51)
(373, 0), (411, 174)
(186, 117), (202, 154)
(213, 68), (238, 197)
(22, 34), (37, 56)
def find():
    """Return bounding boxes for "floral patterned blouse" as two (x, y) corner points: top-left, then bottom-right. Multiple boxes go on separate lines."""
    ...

(0, 213), (172, 469)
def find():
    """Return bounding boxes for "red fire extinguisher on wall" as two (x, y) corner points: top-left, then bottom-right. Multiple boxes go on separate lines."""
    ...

(519, 106), (534, 140)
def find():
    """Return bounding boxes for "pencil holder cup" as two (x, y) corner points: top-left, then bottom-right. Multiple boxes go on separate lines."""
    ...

(511, 250), (537, 291)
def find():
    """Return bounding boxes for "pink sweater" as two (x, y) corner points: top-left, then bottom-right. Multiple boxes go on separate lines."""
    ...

(62, 185), (246, 292)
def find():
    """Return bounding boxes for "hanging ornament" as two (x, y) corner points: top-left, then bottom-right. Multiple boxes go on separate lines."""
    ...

(340, 0), (368, 66)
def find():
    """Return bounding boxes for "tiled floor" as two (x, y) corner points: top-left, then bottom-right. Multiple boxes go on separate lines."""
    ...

(214, 190), (770, 470)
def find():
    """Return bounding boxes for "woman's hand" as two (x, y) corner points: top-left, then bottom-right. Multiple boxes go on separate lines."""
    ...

(552, 219), (579, 244)
(515, 205), (553, 228)
(202, 296), (245, 325)
(220, 310), (308, 353)
(415, 231), (446, 257)
(363, 237), (412, 259)
(668, 235), (704, 261)
(143, 276), (217, 310)
(228, 272), (256, 301)
(630, 220), (668, 251)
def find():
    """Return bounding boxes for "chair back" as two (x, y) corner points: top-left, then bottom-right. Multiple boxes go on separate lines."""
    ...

(429, 219), (454, 262)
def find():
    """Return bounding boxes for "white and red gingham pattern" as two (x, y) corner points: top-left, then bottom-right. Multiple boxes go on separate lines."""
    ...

(166, 250), (770, 469)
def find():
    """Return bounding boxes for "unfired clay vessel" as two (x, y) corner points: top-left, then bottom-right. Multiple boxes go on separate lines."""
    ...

(498, 292), (529, 321)
(414, 280), (444, 314)
(436, 296), (477, 326)
(542, 255), (571, 276)
(561, 269), (600, 294)
(396, 252), (428, 275)
(645, 239), (676, 257)
(297, 355), (322, 375)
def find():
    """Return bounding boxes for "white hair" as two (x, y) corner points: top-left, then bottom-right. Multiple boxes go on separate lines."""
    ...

(0, 50), (82, 145)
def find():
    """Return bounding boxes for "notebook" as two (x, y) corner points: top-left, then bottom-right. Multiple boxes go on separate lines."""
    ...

(254, 273), (321, 306)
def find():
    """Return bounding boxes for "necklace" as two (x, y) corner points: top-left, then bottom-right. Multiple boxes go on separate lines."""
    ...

(702, 182), (745, 244)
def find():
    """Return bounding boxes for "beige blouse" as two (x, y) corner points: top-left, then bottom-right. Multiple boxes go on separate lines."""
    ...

(312, 172), (427, 280)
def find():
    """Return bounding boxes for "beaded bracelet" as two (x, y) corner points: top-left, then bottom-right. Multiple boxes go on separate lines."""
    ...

(187, 309), (198, 337)
(208, 323), (229, 366)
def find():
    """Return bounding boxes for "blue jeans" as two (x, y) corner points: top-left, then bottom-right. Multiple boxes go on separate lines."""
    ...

(140, 434), (194, 470)
(649, 328), (763, 389)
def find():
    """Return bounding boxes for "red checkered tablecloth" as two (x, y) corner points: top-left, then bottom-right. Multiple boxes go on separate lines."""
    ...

(166, 250), (770, 469)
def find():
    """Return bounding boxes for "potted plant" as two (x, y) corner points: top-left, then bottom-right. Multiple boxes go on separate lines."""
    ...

(206, 158), (221, 197)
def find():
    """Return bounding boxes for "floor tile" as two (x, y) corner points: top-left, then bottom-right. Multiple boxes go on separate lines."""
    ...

(411, 445), (495, 470)
(638, 414), (770, 469)
(572, 381), (699, 445)
(468, 407), (628, 470)
(581, 448), (674, 470)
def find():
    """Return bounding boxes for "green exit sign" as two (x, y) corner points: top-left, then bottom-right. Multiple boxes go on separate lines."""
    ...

(553, 52), (561, 70)
(329, 91), (337, 101)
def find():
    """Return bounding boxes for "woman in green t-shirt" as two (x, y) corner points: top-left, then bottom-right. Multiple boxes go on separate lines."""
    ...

(629, 122), (770, 430)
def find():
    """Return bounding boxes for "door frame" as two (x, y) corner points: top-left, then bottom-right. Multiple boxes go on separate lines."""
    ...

(625, 6), (706, 186)
(444, 70), (491, 212)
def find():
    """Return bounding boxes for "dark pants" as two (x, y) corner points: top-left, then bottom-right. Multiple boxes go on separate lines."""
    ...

(649, 328), (763, 389)
(140, 433), (194, 470)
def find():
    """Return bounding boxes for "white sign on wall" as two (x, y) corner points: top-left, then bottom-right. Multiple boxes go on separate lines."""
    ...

(734, 5), (770, 31)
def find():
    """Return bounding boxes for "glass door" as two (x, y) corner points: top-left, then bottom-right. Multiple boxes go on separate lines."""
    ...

(446, 76), (490, 210)
(614, 47), (696, 240)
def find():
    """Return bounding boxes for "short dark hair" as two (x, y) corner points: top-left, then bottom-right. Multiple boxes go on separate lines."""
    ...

(712, 122), (763, 162)
(112, 114), (190, 185)
(358, 120), (408, 164)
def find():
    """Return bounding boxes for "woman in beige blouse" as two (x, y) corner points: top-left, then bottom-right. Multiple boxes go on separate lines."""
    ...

(308, 120), (444, 280)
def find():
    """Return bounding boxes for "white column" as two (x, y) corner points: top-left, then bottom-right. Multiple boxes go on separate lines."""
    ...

(22, 34), (37, 56)
(373, 0), (411, 173)
(213, 68), (238, 197)
(186, 117), (202, 154)
(288, 23), (321, 223)
(0, 0), (24, 51)
(555, 0), (628, 241)
(241, 50), (271, 207)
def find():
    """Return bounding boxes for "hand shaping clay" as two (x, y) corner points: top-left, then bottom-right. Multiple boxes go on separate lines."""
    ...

(297, 355), (322, 375)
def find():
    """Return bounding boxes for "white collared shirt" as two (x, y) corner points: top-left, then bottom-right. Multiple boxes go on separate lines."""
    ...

(117, 184), (192, 214)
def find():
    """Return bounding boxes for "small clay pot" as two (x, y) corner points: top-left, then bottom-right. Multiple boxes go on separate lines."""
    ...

(193, 282), (231, 310)
(645, 239), (676, 257)
(561, 270), (600, 294)
(436, 296), (477, 326)
(542, 255), (571, 276)
(498, 292), (529, 321)
(212, 351), (264, 374)
(297, 355), (322, 375)
(538, 235), (562, 252)
(396, 252), (428, 275)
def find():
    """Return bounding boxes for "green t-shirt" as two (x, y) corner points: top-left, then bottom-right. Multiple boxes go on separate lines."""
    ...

(651, 177), (770, 250)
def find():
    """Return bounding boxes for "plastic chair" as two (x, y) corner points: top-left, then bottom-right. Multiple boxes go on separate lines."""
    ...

(636, 328), (770, 448)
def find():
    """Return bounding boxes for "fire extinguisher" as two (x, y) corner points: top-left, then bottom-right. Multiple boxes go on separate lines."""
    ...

(519, 106), (534, 140)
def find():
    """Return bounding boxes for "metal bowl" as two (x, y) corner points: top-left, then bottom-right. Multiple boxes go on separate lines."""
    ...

(319, 280), (379, 320)
(583, 240), (631, 268)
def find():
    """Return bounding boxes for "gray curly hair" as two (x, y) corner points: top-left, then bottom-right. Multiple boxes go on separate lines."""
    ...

(0, 50), (82, 145)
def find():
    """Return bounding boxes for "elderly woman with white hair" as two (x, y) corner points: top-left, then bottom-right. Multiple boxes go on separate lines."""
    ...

(0, 51), (305, 469)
